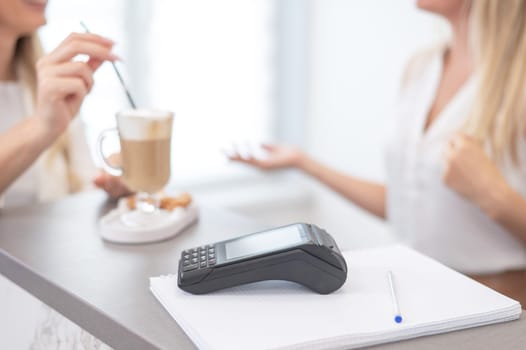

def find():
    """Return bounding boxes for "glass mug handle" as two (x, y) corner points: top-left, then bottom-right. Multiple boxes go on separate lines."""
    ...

(97, 128), (123, 177)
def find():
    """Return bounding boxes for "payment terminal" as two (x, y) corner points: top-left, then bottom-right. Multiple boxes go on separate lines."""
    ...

(177, 223), (347, 294)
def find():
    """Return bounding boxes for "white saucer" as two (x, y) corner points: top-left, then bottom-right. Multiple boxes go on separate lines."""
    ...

(99, 198), (199, 244)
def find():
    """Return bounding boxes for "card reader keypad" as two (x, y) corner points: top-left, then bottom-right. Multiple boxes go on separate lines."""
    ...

(182, 245), (216, 272)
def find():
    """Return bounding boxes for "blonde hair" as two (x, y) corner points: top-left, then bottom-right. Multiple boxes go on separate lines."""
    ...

(15, 34), (41, 102)
(465, 0), (526, 165)
(15, 34), (83, 193)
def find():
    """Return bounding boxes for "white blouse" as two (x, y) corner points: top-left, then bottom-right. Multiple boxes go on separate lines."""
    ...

(386, 42), (526, 275)
(0, 80), (96, 208)
(0, 82), (39, 207)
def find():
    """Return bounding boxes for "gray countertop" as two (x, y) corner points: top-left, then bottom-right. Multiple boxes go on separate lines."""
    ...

(0, 191), (524, 350)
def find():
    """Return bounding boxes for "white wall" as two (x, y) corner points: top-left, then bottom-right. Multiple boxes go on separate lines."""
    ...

(303, 0), (446, 249)
(207, 1), (447, 251)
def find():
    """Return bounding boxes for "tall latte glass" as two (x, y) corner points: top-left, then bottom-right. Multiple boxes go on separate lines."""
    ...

(98, 109), (174, 227)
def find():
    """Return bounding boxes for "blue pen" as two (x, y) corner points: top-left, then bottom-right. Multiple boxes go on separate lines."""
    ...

(388, 271), (403, 323)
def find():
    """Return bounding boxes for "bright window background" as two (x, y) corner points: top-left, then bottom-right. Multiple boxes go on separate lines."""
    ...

(39, 0), (276, 186)
(39, 0), (446, 251)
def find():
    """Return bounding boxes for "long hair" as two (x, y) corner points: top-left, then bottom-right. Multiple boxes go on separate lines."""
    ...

(15, 34), (41, 101)
(15, 34), (83, 193)
(465, 0), (526, 165)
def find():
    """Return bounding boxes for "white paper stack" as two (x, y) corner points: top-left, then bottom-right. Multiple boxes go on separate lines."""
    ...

(150, 245), (522, 350)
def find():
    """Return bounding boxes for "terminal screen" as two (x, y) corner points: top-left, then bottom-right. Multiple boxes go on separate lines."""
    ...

(225, 225), (306, 260)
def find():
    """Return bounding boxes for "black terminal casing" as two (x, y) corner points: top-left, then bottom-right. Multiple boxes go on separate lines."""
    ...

(177, 223), (347, 295)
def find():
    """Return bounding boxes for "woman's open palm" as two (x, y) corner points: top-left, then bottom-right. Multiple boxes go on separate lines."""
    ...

(228, 144), (303, 170)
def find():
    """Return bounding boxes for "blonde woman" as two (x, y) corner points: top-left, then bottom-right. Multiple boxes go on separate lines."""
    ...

(231, 0), (526, 305)
(0, 0), (128, 347)
(0, 2), (130, 204)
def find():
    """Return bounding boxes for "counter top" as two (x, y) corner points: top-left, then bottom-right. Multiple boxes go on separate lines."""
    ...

(0, 191), (524, 349)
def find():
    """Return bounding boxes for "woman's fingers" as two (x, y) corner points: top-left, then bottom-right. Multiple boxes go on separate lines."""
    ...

(39, 76), (88, 101)
(93, 173), (105, 187)
(56, 77), (89, 98)
(226, 143), (271, 168)
(53, 41), (117, 63)
(228, 151), (251, 162)
(261, 143), (277, 152)
(87, 57), (104, 72)
(43, 35), (118, 65)
(64, 32), (114, 47)
(44, 61), (94, 91)
(227, 143), (301, 170)
(228, 152), (271, 169)
(94, 173), (116, 196)
(94, 172), (133, 199)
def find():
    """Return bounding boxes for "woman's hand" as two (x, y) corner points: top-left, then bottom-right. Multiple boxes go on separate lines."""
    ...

(93, 171), (133, 200)
(443, 133), (512, 218)
(33, 32), (118, 141)
(227, 144), (305, 170)
(93, 153), (132, 199)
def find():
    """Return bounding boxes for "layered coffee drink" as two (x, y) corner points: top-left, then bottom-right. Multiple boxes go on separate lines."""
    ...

(117, 109), (173, 194)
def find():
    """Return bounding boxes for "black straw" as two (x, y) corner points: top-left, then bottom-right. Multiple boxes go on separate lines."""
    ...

(80, 21), (137, 109)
